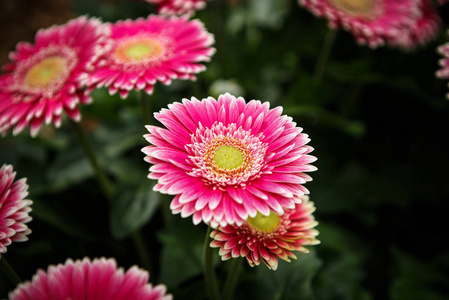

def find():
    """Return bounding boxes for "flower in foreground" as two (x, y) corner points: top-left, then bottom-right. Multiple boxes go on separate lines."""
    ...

(210, 195), (319, 270)
(0, 164), (32, 256)
(298, 0), (421, 48)
(0, 16), (109, 137)
(142, 93), (317, 227)
(88, 15), (215, 99)
(145, 0), (209, 16)
(9, 257), (172, 300)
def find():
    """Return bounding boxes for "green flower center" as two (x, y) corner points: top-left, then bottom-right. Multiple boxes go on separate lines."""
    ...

(247, 211), (280, 233)
(114, 37), (164, 64)
(329, 0), (374, 17)
(24, 56), (67, 90)
(213, 145), (244, 170)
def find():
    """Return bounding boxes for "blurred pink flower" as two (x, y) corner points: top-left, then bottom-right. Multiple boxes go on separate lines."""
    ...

(142, 93), (317, 227)
(387, 0), (441, 50)
(210, 195), (319, 270)
(0, 16), (109, 137)
(299, 0), (421, 48)
(436, 35), (449, 98)
(0, 164), (32, 256)
(145, 0), (209, 16)
(87, 15), (215, 99)
(9, 257), (172, 300)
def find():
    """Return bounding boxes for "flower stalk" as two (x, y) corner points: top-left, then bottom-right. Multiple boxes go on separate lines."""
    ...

(0, 256), (22, 286)
(223, 257), (242, 300)
(203, 226), (221, 300)
(313, 28), (337, 84)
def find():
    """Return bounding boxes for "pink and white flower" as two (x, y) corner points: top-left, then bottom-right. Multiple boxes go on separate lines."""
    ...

(210, 196), (320, 270)
(298, 0), (421, 48)
(145, 0), (209, 16)
(436, 33), (449, 98)
(0, 16), (109, 137)
(87, 15), (215, 99)
(142, 93), (317, 227)
(9, 257), (172, 300)
(0, 164), (32, 256)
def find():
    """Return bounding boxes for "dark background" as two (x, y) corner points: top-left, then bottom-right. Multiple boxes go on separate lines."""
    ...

(1, 0), (449, 299)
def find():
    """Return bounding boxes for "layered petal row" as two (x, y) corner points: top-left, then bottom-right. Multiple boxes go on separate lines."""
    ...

(145, 0), (209, 16)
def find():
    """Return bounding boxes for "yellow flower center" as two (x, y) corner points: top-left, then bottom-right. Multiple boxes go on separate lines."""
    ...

(23, 56), (67, 90)
(247, 211), (280, 233)
(213, 145), (244, 170)
(114, 37), (165, 64)
(329, 0), (374, 18)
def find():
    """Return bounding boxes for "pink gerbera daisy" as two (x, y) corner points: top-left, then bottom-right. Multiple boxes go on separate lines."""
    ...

(142, 93), (317, 227)
(387, 0), (441, 49)
(299, 0), (421, 48)
(145, 0), (209, 16)
(0, 164), (32, 256)
(87, 15), (215, 99)
(9, 257), (172, 300)
(436, 35), (449, 98)
(210, 195), (319, 270)
(0, 16), (109, 137)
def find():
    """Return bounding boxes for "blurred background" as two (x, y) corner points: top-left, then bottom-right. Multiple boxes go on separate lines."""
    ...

(1, 0), (449, 299)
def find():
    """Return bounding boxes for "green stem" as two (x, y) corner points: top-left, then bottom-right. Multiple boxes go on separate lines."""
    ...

(140, 91), (153, 126)
(70, 120), (115, 202)
(0, 256), (22, 286)
(71, 120), (152, 273)
(313, 28), (337, 84)
(222, 257), (242, 300)
(203, 226), (221, 300)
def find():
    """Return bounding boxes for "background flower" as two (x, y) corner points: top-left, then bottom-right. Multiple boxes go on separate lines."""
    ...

(0, 164), (32, 256)
(298, 0), (421, 48)
(0, 16), (109, 136)
(210, 195), (319, 270)
(145, 0), (209, 16)
(142, 93), (317, 227)
(87, 15), (215, 99)
(9, 257), (172, 300)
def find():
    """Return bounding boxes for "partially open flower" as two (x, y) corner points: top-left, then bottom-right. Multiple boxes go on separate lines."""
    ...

(0, 164), (32, 257)
(9, 257), (172, 300)
(87, 15), (215, 99)
(142, 93), (317, 227)
(145, 0), (209, 16)
(0, 16), (109, 136)
(298, 0), (421, 48)
(210, 196), (320, 270)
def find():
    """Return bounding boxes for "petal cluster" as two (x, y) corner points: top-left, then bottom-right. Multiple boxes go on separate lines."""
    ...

(436, 34), (449, 98)
(0, 164), (32, 256)
(145, 0), (209, 16)
(87, 15), (215, 99)
(142, 93), (317, 227)
(0, 16), (110, 137)
(299, 0), (440, 49)
(9, 257), (172, 300)
(210, 196), (320, 270)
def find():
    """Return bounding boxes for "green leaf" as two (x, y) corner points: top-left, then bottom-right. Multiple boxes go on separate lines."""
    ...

(109, 180), (161, 239)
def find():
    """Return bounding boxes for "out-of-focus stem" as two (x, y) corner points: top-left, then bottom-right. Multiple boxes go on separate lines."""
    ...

(203, 226), (221, 300)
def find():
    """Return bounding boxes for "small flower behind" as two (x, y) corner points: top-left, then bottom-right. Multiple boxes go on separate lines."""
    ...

(436, 33), (449, 98)
(145, 0), (209, 16)
(142, 93), (317, 227)
(87, 15), (215, 99)
(8, 257), (172, 300)
(210, 196), (320, 270)
(0, 16), (110, 137)
(0, 164), (32, 257)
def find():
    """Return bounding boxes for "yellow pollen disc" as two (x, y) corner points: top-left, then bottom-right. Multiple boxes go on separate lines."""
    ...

(247, 211), (280, 233)
(114, 38), (164, 63)
(213, 145), (244, 170)
(330, 0), (374, 17)
(24, 56), (67, 90)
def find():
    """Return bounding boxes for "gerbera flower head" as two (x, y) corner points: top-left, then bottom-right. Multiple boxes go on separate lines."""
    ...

(142, 93), (317, 227)
(0, 164), (32, 257)
(387, 0), (441, 50)
(298, 0), (421, 48)
(87, 15), (215, 99)
(210, 195), (320, 270)
(9, 257), (172, 300)
(145, 0), (209, 16)
(0, 16), (110, 137)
